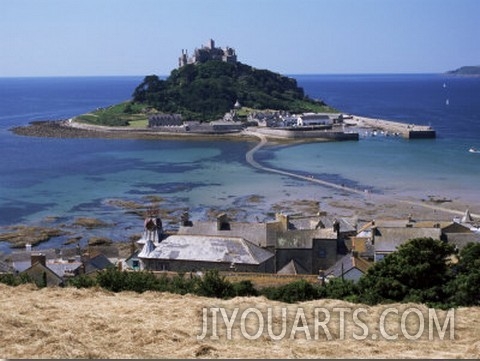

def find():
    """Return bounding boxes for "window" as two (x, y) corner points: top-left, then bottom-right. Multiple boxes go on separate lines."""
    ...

(318, 248), (327, 258)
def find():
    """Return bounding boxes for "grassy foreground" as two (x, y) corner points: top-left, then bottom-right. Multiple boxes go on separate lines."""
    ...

(1, 283), (479, 359)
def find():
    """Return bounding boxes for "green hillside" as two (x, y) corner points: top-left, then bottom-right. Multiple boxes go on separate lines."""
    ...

(75, 60), (336, 126)
(132, 61), (334, 121)
(446, 65), (480, 75)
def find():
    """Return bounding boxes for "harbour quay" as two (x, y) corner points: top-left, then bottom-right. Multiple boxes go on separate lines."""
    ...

(350, 115), (436, 139)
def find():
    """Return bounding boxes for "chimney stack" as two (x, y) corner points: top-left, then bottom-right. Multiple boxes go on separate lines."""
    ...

(31, 253), (46, 267)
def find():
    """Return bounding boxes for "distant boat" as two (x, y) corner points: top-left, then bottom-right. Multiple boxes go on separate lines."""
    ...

(446, 99), (449, 105)
(443, 82), (447, 88)
(469, 147), (480, 153)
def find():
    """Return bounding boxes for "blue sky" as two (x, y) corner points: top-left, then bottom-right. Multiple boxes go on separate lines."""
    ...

(1, 0), (479, 76)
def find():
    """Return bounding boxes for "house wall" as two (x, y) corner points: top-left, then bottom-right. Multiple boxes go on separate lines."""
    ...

(142, 258), (274, 274)
(275, 249), (312, 274)
(297, 115), (332, 127)
(342, 268), (364, 283)
(312, 239), (338, 273)
(21, 264), (63, 287)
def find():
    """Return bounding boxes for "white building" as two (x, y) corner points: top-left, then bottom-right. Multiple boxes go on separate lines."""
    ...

(297, 113), (333, 127)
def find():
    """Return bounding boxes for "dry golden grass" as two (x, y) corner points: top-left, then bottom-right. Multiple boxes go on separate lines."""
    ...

(225, 272), (318, 288)
(1, 283), (479, 359)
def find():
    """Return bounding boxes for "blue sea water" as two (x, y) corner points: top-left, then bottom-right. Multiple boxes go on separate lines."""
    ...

(0, 74), (479, 253)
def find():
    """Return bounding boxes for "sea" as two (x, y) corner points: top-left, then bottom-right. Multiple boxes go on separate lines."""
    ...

(1, 74), (479, 253)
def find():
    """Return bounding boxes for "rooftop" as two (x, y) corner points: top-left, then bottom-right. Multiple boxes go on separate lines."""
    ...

(139, 235), (274, 265)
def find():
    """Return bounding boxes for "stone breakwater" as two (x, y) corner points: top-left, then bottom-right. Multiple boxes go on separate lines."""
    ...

(350, 115), (436, 138)
(250, 126), (359, 141)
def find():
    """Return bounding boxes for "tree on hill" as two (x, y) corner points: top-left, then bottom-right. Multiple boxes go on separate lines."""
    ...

(132, 60), (329, 121)
(357, 238), (456, 306)
(445, 242), (480, 306)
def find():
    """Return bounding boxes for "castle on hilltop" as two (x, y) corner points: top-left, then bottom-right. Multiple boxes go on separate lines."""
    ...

(178, 39), (237, 68)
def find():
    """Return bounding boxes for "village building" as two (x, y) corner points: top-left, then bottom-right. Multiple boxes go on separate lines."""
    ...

(296, 113), (333, 127)
(324, 252), (372, 283)
(135, 212), (355, 275)
(5, 245), (115, 286)
(22, 259), (64, 287)
(138, 235), (274, 273)
(148, 114), (183, 127)
(349, 216), (479, 262)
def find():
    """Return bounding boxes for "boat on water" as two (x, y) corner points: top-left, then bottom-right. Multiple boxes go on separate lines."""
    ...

(469, 147), (480, 153)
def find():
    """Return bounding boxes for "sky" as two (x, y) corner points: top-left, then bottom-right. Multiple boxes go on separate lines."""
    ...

(1, 0), (479, 76)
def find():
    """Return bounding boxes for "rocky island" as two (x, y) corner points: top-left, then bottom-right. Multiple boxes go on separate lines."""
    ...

(12, 39), (359, 142)
(12, 39), (437, 141)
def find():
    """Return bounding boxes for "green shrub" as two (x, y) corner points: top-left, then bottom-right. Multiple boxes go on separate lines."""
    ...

(324, 278), (358, 300)
(96, 267), (129, 292)
(0, 273), (35, 286)
(195, 270), (234, 299)
(232, 280), (258, 297)
(67, 274), (97, 288)
(261, 279), (324, 303)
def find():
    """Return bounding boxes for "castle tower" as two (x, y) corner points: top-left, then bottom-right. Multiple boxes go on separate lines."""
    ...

(207, 38), (215, 49)
(178, 49), (188, 67)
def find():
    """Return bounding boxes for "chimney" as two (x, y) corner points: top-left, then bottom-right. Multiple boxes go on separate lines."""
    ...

(333, 219), (340, 237)
(31, 253), (46, 267)
(275, 213), (289, 231)
(216, 213), (230, 231)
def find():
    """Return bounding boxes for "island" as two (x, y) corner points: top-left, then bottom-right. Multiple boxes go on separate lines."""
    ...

(12, 39), (434, 140)
(446, 65), (480, 75)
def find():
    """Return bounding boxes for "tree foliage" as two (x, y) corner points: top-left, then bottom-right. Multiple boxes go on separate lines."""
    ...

(445, 242), (480, 306)
(357, 238), (456, 306)
(132, 61), (330, 121)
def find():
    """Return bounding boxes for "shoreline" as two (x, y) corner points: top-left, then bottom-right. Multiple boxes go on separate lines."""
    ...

(10, 120), (258, 142)
(11, 113), (436, 141)
(6, 117), (478, 253)
(11, 118), (361, 144)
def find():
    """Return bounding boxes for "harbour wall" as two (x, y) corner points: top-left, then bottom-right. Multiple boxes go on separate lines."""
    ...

(252, 127), (359, 141)
(352, 116), (436, 139)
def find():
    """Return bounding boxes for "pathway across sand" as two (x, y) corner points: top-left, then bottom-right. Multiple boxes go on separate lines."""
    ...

(243, 130), (480, 219)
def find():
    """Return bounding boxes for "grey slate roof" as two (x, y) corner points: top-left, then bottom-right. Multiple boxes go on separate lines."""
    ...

(139, 235), (274, 265)
(83, 253), (114, 274)
(0, 260), (14, 273)
(374, 227), (442, 253)
(138, 239), (156, 258)
(277, 259), (309, 275)
(178, 221), (269, 247)
(325, 254), (371, 278)
(445, 232), (480, 250)
(21, 262), (63, 286)
(47, 261), (83, 278)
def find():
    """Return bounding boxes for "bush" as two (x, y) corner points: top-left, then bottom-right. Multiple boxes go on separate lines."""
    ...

(232, 280), (258, 297)
(169, 273), (197, 295)
(96, 267), (129, 292)
(195, 270), (234, 299)
(261, 279), (324, 303)
(0, 273), (34, 286)
(324, 278), (358, 301)
(68, 274), (97, 288)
